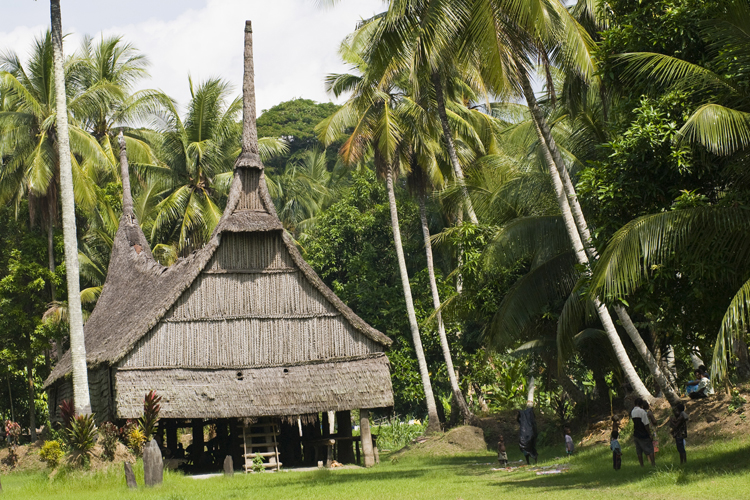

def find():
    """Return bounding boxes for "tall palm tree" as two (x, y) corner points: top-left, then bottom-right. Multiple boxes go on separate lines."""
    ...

(318, 23), (442, 432)
(50, 0), (90, 416)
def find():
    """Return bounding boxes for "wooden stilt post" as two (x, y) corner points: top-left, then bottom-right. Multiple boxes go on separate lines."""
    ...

(336, 410), (355, 463)
(192, 419), (204, 465)
(360, 409), (374, 468)
(166, 420), (178, 456)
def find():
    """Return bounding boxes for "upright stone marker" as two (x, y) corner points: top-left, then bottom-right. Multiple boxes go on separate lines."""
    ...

(224, 455), (234, 476)
(124, 462), (138, 489)
(143, 439), (164, 486)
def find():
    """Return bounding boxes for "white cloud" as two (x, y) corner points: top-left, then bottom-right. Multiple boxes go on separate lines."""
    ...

(1, 0), (383, 114)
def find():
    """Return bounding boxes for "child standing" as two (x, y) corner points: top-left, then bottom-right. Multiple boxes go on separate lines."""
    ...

(497, 435), (508, 467)
(669, 403), (689, 464)
(564, 427), (574, 456)
(610, 430), (622, 470)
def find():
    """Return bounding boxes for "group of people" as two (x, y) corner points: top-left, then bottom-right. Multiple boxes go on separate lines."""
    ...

(611, 398), (691, 469)
(497, 380), (702, 470)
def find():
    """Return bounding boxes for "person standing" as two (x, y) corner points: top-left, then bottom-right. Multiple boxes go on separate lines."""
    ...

(631, 398), (655, 467)
(564, 427), (574, 456)
(669, 403), (689, 464)
(517, 408), (538, 464)
(497, 435), (508, 467)
(610, 430), (622, 470)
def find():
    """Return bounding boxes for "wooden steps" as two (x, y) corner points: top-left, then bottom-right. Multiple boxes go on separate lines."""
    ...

(242, 419), (281, 472)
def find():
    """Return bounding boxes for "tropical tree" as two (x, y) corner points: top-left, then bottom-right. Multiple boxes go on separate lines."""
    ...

(0, 32), (107, 296)
(50, 0), (90, 416)
(147, 77), (286, 253)
(318, 22), (442, 432)
(266, 148), (346, 235)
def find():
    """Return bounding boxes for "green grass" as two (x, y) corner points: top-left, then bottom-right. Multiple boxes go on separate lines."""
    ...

(2, 435), (750, 500)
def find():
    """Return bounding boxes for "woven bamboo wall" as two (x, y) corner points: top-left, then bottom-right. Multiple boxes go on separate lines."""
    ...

(120, 231), (382, 369)
(121, 316), (380, 368)
(115, 355), (394, 419)
(236, 169), (262, 210)
(48, 367), (112, 423)
(167, 272), (336, 319)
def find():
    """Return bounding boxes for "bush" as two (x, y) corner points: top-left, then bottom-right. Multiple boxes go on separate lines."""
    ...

(66, 415), (97, 467)
(125, 422), (146, 457)
(99, 422), (119, 461)
(39, 440), (64, 468)
(139, 390), (162, 441)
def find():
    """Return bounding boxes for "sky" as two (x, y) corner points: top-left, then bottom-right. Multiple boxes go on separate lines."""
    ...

(0, 0), (385, 114)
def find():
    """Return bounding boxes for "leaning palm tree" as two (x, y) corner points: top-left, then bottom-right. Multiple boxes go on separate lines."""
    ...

(50, 0), (90, 416)
(318, 23), (442, 433)
(589, 207), (750, 383)
(456, 0), (676, 403)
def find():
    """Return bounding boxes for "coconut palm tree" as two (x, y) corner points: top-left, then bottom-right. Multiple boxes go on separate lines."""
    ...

(0, 31), (108, 289)
(146, 77), (287, 253)
(50, 0), (90, 416)
(266, 148), (350, 236)
(318, 22), (442, 432)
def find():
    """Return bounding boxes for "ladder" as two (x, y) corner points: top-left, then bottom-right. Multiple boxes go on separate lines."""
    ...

(242, 418), (281, 472)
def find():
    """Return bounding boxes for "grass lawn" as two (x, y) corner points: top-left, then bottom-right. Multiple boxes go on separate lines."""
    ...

(2, 435), (750, 500)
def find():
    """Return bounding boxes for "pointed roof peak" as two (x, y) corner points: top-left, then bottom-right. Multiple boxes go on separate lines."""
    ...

(236, 20), (262, 170)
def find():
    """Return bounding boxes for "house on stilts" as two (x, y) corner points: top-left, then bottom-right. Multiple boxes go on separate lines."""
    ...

(44, 21), (394, 471)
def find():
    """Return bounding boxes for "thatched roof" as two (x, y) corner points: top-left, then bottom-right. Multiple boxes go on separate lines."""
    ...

(44, 21), (391, 388)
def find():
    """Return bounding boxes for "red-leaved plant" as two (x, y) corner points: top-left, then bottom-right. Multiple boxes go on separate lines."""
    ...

(139, 390), (162, 441)
(59, 400), (75, 432)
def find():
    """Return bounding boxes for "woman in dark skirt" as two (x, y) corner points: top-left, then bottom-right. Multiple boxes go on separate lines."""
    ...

(517, 408), (538, 464)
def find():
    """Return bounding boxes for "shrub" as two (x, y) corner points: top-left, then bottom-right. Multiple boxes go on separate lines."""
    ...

(66, 415), (97, 467)
(125, 422), (146, 457)
(139, 390), (162, 441)
(39, 440), (64, 468)
(3, 420), (22, 468)
(99, 422), (119, 461)
(251, 454), (265, 473)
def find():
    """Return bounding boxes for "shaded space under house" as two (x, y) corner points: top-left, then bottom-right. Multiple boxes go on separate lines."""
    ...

(44, 21), (394, 472)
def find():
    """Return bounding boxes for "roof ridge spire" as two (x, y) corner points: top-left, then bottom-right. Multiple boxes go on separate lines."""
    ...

(236, 20), (261, 169)
(118, 131), (135, 219)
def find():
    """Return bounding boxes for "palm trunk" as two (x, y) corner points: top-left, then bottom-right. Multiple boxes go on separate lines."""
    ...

(27, 354), (36, 442)
(386, 166), (441, 433)
(50, 0), (91, 415)
(518, 70), (653, 402)
(526, 375), (536, 408)
(432, 72), (478, 224)
(48, 222), (56, 301)
(418, 192), (472, 424)
(520, 71), (680, 405)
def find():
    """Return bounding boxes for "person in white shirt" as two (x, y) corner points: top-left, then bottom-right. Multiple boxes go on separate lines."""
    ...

(689, 370), (714, 399)
(631, 398), (655, 466)
(564, 427), (574, 456)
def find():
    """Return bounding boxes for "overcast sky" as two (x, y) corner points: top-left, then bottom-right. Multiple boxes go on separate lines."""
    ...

(0, 0), (385, 114)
